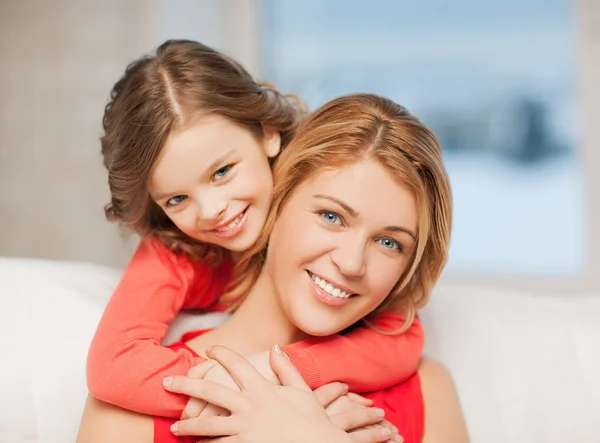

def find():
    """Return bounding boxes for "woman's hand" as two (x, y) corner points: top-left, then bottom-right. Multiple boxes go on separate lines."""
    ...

(181, 350), (282, 420)
(181, 360), (236, 420)
(162, 345), (399, 443)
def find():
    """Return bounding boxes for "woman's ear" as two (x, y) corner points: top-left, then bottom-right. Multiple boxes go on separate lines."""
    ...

(262, 126), (281, 158)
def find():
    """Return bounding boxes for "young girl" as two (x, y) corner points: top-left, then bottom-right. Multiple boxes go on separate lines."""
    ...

(87, 40), (425, 419)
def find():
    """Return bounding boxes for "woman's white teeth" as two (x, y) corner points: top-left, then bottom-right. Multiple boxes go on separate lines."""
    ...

(216, 212), (243, 232)
(311, 274), (351, 298)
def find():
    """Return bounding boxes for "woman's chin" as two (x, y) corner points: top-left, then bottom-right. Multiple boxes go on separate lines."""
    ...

(287, 303), (356, 337)
(294, 317), (348, 337)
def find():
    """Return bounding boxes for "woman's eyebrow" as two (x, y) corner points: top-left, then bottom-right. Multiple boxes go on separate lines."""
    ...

(313, 194), (359, 218)
(313, 193), (417, 241)
(383, 225), (417, 241)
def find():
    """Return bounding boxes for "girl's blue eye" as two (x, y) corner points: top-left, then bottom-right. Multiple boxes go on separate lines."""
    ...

(214, 165), (232, 180)
(321, 211), (341, 225)
(166, 195), (186, 207)
(378, 238), (401, 251)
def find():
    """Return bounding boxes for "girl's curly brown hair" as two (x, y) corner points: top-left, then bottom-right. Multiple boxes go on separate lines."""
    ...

(101, 39), (306, 263)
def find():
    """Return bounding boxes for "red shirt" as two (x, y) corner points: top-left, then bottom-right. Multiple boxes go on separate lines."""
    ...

(87, 237), (424, 418)
(154, 331), (424, 443)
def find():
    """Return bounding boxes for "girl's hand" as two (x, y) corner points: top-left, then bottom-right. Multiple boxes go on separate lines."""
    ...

(326, 393), (403, 443)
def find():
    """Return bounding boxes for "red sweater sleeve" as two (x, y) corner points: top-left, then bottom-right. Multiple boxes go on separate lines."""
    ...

(282, 312), (424, 392)
(86, 238), (232, 418)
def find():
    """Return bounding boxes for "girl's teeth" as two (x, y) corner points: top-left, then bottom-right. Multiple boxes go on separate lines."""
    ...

(217, 213), (243, 232)
(311, 273), (351, 299)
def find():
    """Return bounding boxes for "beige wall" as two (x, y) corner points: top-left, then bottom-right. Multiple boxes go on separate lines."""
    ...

(0, 1), (157, 267)
(0, 0), (256, 268)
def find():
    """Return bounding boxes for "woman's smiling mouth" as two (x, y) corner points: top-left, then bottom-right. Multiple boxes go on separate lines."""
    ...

(307, 271), (357, 306)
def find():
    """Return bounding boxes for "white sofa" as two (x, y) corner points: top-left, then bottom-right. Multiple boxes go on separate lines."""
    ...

(1, 257), (599, 443)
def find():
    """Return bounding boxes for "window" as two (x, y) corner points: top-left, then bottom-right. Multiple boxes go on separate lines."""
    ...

(261, 0), (584, 276)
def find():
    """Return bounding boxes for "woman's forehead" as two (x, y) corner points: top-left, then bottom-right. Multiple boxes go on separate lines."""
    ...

(289, 160), (418, 233)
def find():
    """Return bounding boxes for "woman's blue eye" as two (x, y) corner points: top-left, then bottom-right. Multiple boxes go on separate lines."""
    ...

(378, 238), (401, 251)
(214, 165), (232, 180)
(321, 211), (341, 225)
(166, 195), (186, 207)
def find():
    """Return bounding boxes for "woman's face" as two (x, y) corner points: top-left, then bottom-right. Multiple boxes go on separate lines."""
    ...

(265, 158), (418, 336)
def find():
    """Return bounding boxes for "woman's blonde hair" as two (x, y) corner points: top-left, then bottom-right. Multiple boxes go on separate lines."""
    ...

(222, 94), (452, 332)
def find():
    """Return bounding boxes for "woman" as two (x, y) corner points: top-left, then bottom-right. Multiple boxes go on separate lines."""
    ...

(77, 93), (467, 443)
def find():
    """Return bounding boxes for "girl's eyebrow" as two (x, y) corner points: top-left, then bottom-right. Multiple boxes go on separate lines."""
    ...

(204, 149), (235, 178)
(151, 149), (237, 201)
(313, 193), (417, 241)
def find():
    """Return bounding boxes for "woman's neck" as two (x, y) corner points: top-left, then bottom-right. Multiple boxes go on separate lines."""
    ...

(188, 269), (307, 357)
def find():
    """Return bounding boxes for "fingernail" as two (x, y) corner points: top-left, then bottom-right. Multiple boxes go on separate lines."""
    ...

(380, 428), (392, 437)
(341, 383), (349, 391)
(170, 422), (178, 433)
(275, 344), (290, 360)
(205, 345), (213, 354)
(162, 377), (173, 387)
(376, 408), (385, 417)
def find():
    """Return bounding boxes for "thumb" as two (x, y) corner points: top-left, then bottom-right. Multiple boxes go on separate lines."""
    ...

(269, 344), (311, 391)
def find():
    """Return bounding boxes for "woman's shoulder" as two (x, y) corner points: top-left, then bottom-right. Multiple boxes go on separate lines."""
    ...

(418, 358), (454, 388)
(418, 358), (470, 443)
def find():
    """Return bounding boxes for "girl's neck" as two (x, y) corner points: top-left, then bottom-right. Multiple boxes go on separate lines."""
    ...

(188, 269), (307, 357)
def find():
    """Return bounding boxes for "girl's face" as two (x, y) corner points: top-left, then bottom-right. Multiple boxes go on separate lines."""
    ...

(149, 114), (280, 252)
(264, 158), (419, 336)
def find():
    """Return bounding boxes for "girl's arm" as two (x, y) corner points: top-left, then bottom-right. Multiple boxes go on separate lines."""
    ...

(86, 238), (231, 418)
(282, 312), (424, 392)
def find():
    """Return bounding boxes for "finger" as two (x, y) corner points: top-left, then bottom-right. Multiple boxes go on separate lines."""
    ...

(196, 436), (237, 443)
(206, 345), (267, 391)
(313, 382), (349, 408)
(198, 403), (230, 419)
(268, 344), (311, 391)
(187, 359), (217, 378)
(180, 397), (207, 420)
(346, 392), (374, 406)
(329, 407), (385, 432)
(163, 375), (244, 412)
(378, 419), (399, 435)
(378, 420), (403, 443)
(348, 424), (395, 443)
(171, 415), (236, 437)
